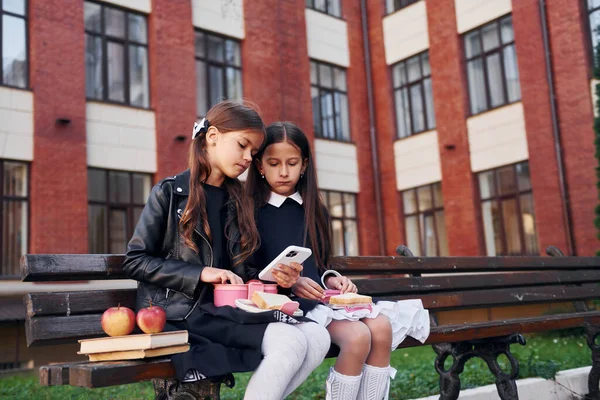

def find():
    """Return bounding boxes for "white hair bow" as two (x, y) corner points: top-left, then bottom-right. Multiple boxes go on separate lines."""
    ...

(192, 118), (209, 139)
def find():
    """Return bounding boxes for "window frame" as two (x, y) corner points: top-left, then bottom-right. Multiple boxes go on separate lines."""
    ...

(305, 0), (343, 19)
(477, 161), (538, 256)
(391, 50), (436, 139)
(463, 14), (520, 116)
(587, 0), (600, 71)
(385, 0), (422, 15)
(84, 0), (150, 109)
(0, 0), (29, 89)
(321, 190), (360, 256)
(400, 182), (448, 257)
(87, 168), (151, 254)
(310, 59), (351, 142)
(194, 29), (243, 118)
(0, 159), (29, 279)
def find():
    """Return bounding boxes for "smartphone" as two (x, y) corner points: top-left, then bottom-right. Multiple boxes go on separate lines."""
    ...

(258, 245), (312, 283)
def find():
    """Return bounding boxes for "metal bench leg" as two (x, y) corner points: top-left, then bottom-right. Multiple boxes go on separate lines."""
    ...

(152, 374), (235, 400)
(433, 334), (525, 400)
(585, 322), (600, 400)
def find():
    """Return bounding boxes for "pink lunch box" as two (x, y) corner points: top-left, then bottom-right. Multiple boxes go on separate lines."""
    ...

(213, 280), (278, 308)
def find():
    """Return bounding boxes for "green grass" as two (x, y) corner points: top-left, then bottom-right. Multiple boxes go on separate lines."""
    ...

(0, 333), (592, 400)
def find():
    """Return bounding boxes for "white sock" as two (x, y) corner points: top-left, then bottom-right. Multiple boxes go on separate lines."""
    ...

(357, 364), (393, 400)
(326, 367), (362, 400)
(244, 322), (308, 400)
(282, 322), (331, 397)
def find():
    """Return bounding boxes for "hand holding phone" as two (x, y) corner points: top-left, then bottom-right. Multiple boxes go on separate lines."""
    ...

(272, 262), (303, 288)
(259, 246), (312, 283)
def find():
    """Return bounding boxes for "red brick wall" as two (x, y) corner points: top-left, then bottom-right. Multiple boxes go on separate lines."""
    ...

(150, 0), (196, 180)
(366, 1), (404, 255)
(546, 0), (598, 255)
(29, 0), (88, 254)
(344, 0), (381, 256)
(427, 0), (482, 256)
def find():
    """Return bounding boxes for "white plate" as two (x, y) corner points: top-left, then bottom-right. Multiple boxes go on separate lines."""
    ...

(235, 299), (304, 317)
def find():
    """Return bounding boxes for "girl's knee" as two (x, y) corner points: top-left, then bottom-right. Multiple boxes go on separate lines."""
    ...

(364, 315), (393, 348)
(336, 322), (371, 357)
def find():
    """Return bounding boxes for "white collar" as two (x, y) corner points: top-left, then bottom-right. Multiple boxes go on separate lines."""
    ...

(268, 191), (303, 208)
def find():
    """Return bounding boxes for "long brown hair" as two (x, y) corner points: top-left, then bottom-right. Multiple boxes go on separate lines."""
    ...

(180, 100), (265, 266)
(246, 122), (331, 272)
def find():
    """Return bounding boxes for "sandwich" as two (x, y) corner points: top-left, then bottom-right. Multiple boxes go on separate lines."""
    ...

(329, 293), (373, 306)
(251, 291), (300, 315)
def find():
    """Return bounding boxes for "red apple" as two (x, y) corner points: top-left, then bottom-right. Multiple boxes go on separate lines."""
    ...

(101, 304), (135, 337)
(136, 301), (166, 334)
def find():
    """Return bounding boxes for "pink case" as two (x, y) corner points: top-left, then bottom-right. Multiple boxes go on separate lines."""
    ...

(213, 281), (277, 308)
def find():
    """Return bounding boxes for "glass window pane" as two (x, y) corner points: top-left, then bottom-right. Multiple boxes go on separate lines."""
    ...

(109, 209), (128, 254)
(85, 35), (103, 99)
(395, 88), (411, 138)
(417, 185), (433, 212)
(590, 0), (600, 9)
(407, 56), (421, 82)
(320, 91), (335, 139)
(128, 14), (147, 44)
(310, 62), (318, 84)
(498, 165), (517, 195)
(516, 162), (532, 191)
(109, 171), (131, 204)
(133, 207), (144, 226)
(196, 61), (207, 116)
(334, 92), (350, 140)
(332, 68), (346, 91)
(344, 220), (359, 256)
(209, 65), (224, 107)
(502, 199), (522, 255)
(2, 15), (27, 88)
(132, 174), (151, 204)
(392, 62), (406, 88)
(2, 200), (27, 276)
(409, 83), (425, 132)
(343, 193), (356, 218)
(319, 64), (333, 88)
(84, 2), (102, 33)
(478, 170), (496, 199)
(503, 45), (521, 102)
(207, 35), (225, 62)
(405, 216), (421, 256)
(105, 7), (125, 38)
(107, 42), (125, 102)
(481, 22), (500, 51)
(315, 0), (327, 12)
(465, 31), (481, 58)
(88, 169), (107, 202)
(195, 31), (205, 58)
(422, 52), (431, 76)
(432, 183), (443, 208)
(225, 40), (241, 67)
(3, 0), (25, 15)
(328, 191), (343, 217)
(501, 17), (514, 44)
(520, 194), (539, 255)
(331, 219), (344, 256)
(88, 205), (107, 254)
(423, 214), (437, 256)
(424, 78), (436, 130)
(311, 87), (321, 134)
(226, 68), (243, 100)
(467, 59), (487, 114)
(481, 201), (502, 256)
(129, 45), (149, 108)
(486, 53), (505, 108)
(327, 0), (342, 17)
(590, 10), (600, 61)
(4, 162), (27, 197)
(435, 211), (449, 256)
(403, 189), (417, 214)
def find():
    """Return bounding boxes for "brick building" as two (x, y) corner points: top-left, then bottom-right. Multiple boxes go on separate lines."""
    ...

(0, 0), (597, 369)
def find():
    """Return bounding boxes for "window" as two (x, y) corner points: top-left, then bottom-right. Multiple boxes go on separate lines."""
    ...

(195, 31), (242, 117)
(392, 51), (436, 138)
(311, 60), (350, 141)
(88, 169), (151, 254)
(385, 0), (421, 14)
(84, 1), (149, 108)
(1, 161), (28, 278)
(305, 0), (342, 18)
(0, 0), (27, 88)
(588, 0), (600, 67)
(478, 162), (539, 256)
(401, 183), (448, 256)
(321, 190), (359, 256)
(464, 15), (521, 115)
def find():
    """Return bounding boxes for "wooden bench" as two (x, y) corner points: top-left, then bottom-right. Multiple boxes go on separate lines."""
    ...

(20, 246), (600, 400)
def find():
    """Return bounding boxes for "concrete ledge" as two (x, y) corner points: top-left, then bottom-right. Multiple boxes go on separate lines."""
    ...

(411, 366), (591, 400)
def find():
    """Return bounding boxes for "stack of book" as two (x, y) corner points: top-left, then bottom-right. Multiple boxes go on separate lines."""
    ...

(78, 330), (190, 362)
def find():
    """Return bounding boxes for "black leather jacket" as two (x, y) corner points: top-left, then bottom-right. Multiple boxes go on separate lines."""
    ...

(123, 170), (256, 321)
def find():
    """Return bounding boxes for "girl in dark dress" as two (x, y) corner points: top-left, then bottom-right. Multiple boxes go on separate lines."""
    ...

(123, 102), (330, 400)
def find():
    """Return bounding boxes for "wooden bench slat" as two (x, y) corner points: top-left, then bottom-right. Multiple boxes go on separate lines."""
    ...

(26, 289), (136, 318)
(25, 314), (103, 346)
(69, 358), (175, 388)
(21, 254), (127, 281)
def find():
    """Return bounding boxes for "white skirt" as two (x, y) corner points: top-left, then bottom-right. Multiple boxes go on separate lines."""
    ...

(305, 299), (430, 350)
